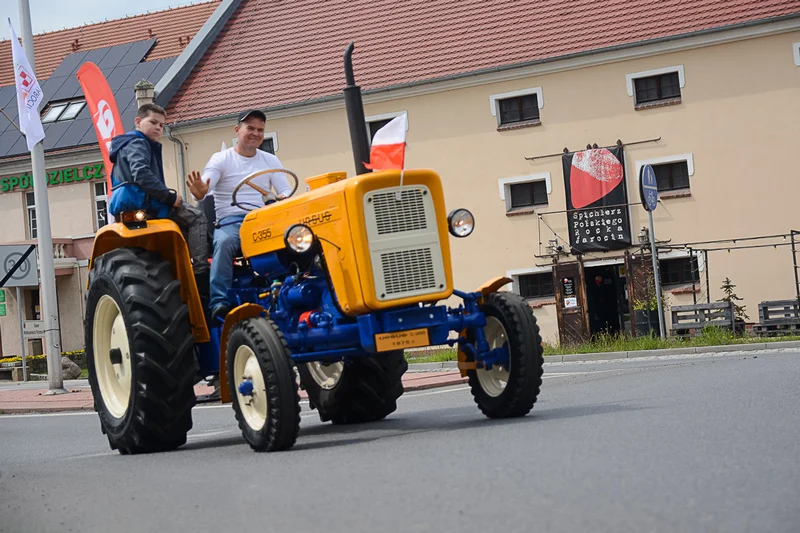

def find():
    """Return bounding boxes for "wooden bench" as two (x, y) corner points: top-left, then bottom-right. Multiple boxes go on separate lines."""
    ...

(670, 301), (735, 338)
(753, 299), (800, 337)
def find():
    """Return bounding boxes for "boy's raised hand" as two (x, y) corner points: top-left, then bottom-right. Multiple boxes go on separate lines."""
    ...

(186, 170), (208, 199)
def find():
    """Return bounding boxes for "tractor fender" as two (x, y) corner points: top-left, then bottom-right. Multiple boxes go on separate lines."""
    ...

(218, 303), (268, 404)
(88, 221), (209, 343)
(457, 276), (514, 377)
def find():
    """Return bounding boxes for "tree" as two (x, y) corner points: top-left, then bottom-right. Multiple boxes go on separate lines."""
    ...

(718, 277), (748, 321)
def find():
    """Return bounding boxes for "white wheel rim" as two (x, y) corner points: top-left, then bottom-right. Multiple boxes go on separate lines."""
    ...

(476, 316), (510, 398)
(93, 295), (132, 419)
(233, 345), (267, 431)
(306, 361), (344, 390)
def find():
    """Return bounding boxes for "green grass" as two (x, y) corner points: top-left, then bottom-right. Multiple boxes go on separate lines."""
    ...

(544, 329), (800, 356)
(403, 328), (800, 363)
(80, 368), (89, 379)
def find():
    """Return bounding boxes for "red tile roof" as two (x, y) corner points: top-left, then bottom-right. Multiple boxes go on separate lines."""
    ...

(0, 1), (221, 86)
(167, 0), (800, 124)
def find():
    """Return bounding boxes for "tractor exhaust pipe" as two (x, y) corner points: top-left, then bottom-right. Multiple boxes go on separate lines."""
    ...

(343, 42), (370, 176)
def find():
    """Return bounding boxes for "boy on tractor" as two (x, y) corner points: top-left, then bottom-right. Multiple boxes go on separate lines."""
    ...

(108, 103), (211, 301)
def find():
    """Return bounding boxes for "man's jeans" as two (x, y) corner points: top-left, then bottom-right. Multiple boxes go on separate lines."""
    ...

(209, 216), (245, 311)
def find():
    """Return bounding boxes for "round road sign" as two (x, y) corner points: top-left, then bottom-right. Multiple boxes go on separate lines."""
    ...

(639, 164), (658, 212)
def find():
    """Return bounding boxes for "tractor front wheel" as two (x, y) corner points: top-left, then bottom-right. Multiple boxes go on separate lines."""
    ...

(85, 248), (197, 454)
(466, 292), (544, 418)
(227, 317), (301, 452)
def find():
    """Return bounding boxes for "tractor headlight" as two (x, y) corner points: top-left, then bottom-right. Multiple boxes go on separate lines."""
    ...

(120, 210), (147, 229)
(284, 224), (315, 252)
(447, 209), (474, 238)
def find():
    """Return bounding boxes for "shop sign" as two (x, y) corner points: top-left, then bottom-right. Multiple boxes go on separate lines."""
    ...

(0, 163), (105, 194)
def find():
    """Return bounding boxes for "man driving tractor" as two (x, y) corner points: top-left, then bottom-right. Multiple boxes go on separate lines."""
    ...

(186, 109), (293, 324)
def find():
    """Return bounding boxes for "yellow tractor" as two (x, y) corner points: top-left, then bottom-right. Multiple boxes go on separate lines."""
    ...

(83, 43), (544, 453)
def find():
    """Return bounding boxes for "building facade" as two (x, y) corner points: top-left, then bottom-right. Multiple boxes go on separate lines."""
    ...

(161, 2), (800, 344)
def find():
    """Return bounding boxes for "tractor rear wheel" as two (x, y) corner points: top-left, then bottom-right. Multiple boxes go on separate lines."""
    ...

(298, 351), (407, 424)
(466, 292), (544, 418)
(227, 317), (301, 452)
(85, 247), (197, 454)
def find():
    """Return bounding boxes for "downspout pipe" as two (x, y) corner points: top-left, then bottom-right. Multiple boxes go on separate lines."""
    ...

(166, 125), (187, 201)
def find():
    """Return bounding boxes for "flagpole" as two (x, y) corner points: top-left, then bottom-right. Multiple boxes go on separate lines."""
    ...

(18, 0), (66, 394)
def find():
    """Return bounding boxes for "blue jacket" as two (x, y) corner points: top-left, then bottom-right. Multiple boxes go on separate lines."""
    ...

(108, 130), (176, 219)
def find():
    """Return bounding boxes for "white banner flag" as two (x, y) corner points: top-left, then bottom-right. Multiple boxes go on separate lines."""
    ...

(8, 19), (45, 151)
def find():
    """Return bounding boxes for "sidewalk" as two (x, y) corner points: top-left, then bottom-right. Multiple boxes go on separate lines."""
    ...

(0, 370), (468, 414)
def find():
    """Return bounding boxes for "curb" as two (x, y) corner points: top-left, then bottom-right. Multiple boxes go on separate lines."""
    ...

(408, 339), (800, 368)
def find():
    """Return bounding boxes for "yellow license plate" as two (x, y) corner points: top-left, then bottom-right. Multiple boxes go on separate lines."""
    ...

(375, 328), (430, 352)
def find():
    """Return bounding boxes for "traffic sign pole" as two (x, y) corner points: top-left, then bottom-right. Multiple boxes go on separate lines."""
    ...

(16, 287), (27, 382)
(648, 211), (666, 339)
(640, 165), (666, 339)
(19, 0), (65, 393)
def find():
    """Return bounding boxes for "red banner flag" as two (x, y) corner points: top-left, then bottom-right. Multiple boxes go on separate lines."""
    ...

(76, 62), (123, 198)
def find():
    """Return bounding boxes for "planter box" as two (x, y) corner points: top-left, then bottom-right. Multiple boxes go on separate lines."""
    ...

(635, 309), (662, 336)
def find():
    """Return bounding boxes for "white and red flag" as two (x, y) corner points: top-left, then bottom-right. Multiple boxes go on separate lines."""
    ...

(364, 114), (406, 171)
(8, 19), (45, 151)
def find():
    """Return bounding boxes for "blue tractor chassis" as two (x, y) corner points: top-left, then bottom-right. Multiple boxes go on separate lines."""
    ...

(193, 287), (508, 377)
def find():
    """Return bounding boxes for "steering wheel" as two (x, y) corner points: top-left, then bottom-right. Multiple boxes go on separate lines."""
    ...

(230, 168), (300, 211)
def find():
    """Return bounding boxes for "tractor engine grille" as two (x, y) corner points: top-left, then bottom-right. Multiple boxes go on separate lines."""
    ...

(380, 248), (437, 295)
(372, 189), (427, 235)
(364, 185), (446, 302)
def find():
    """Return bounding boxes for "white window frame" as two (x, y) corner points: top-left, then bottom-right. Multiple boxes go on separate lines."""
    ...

(26, 192), (37, 239)
(489, 87), (544, 126)
(634, 153), (694, 190)
(625, 65), (685, 99)
(506, 266), (553, 300)
(793, 42), (800, 66)
(261, 131), (279, 153)
(497, 172), (551, 212)
(93, 181), (108, 231)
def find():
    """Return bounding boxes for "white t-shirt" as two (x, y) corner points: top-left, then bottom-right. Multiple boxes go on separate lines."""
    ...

(200, 148), (294, 220)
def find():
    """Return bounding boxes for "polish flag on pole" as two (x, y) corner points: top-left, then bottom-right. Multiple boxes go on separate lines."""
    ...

(9, 19), (45, 151)
(364, 114), (406, 171)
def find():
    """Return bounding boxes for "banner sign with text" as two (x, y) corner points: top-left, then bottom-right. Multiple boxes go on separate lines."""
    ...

(562, 145), (632, 252)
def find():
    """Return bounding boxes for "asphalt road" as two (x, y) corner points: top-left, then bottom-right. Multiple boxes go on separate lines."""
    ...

(1, 350), (799, 533)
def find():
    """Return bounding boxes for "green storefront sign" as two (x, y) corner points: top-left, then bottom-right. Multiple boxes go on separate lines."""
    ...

(0, 291), (5, 316)
(0, 163), (106, 194)
(0, 304), (5, 317)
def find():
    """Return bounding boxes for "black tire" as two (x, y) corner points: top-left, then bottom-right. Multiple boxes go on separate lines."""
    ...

(298, 351), (408, 424)
(466, 292), (544, 418)
(227, 317), (300, 452)
(85, 247), (197, 454)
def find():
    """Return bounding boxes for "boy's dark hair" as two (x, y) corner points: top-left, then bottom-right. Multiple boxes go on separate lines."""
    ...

(137, 103), (167, 120)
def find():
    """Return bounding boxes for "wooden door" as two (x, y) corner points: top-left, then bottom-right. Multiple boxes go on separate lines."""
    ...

(553, 259), (590, 345)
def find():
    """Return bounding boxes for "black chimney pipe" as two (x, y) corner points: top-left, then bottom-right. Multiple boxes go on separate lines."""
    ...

(343, 42), (370, 176)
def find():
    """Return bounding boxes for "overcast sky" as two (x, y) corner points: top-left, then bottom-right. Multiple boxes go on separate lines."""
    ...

(2, 0), (197, 41)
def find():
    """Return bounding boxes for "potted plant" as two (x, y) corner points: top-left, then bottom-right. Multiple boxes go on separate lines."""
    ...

(633, 274), (670, 336)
